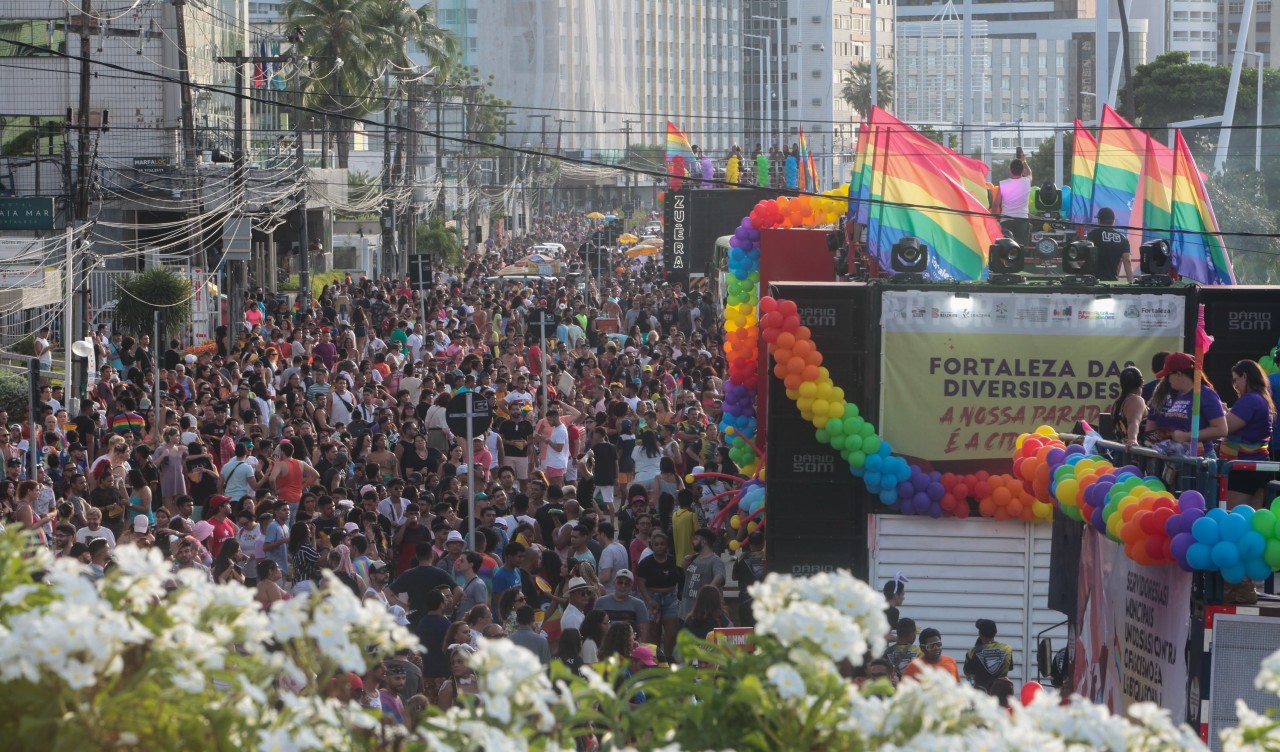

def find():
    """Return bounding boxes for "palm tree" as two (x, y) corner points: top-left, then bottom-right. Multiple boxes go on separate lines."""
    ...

(841, 62), (894, 119)
(283, 0), (457, 167)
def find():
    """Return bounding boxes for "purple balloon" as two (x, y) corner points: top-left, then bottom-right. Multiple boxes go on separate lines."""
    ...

(897, 481), (914, 499)
(1118, 465), (1142, 477)
(929, 471), (942, 481)
(927, 482), (945, 502)
(1046, 448), (1067, 466)
(1180, 490), (1207, 511)
(1065, 444), (1086, 455)
(911, 473), (931, 492)
(740, 217), (754, 230)
(1170, 532), (1195, 565)
(929, 502), (945, 518)
(748, 228), (761, 241)
(1091, 505), (1107, 531)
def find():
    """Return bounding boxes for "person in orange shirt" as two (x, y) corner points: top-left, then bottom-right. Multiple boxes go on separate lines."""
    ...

(902, 627), (959, 683)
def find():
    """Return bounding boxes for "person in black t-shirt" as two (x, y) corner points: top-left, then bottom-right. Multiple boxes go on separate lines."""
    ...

(389, 542), (462, 618)
(585, 426), (619, 510)
(1086, 207), (1133, 282)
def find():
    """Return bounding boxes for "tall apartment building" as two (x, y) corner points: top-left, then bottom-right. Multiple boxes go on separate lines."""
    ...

(1130, 0), (1218, 62)
(1220, 0), (1273, 63)
(741, 0), (892, 188)
(435, 0), (742, 159)
(897, 0), (1146, 159)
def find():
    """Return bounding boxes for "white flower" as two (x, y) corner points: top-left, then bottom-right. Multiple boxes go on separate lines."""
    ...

(766, 663), (806, 700)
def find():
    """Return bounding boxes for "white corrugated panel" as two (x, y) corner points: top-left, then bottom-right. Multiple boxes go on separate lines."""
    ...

(870, 516), (1069, 686)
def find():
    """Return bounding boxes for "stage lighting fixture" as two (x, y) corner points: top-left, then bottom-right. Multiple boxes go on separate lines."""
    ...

(1140, 239), (1172, 275)
(891, 236), (928, 275)
(1034, 181), (1062, 213)
(1062, 239), (1097, 276)
(988, 238), (1025, 276)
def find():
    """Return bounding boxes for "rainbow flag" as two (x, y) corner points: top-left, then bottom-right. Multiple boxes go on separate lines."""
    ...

(1090, 105), (1145, 234)
(666, 121), (694, 189)
(1170, 130), (1236, 284)
(863, 107), (1002, 280)
(850, 122), (872, 224)
(1138, 133), (1175, 243)
(799, 126), (819, 190)
(1069, 120), (1097, 224)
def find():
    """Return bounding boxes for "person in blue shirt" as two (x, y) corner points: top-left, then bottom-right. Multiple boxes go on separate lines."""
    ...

(491, 541), (525, 611)
(1141, 351), (1170, 403)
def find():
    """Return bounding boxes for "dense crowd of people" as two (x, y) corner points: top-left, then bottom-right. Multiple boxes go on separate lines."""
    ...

(2, 210), (759, 720)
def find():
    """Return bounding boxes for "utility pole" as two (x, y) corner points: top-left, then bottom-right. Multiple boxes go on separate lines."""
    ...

(69, 0), (95, 400)
(528, 114), (549, 219)
(382, 77), (397, 279)
(404, 82), (420, 264)
(554, 118), (573, 214)
(466, 86), (480, 255)
(294, 69), (311, 310)
(623, 119), (639, 214)
(172, 0), (197, 168)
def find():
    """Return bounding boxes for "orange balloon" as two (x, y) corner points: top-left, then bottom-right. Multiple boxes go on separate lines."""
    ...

(772, 347), (792, 364)
(804, 351), (823, 367)
(783, 374), (803, 390)
(796, 326), (812, 341)
(773, 363), (789, 379)
(792, 339), (813, 357)
(802, 365), (821, 381)
(776, 332), (796, 350)
(992, 487), (1012, 505)
(979, 499), (996, 517)
(787, 356), (806, 374)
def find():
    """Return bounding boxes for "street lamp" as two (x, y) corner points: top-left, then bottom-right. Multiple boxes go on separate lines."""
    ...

(1239, 50), (1265, 172)
(745, 33), (772, 148)
(752, 15), (783, 149)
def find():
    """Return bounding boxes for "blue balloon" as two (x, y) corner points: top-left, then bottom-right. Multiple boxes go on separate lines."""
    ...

(880, 489), (897, 505)
(1207, 507), (1229, 524)
(1222, 563), (1248, 584)
(1247, 558), (1273, 581)
(1211, 541), (1241, 568)
(1235, 505), (1257, 522)
(1186, 542), (1214, 570)
(1192, 517), (1221, 545)
(865, 455), (883, 472)
(865, 471), (882, 489)
(1241, 531), (1267, 558)
(1220, 513), (1250, 542)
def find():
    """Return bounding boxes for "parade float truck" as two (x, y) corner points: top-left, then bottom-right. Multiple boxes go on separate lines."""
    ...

(760, 274), (1280, 733)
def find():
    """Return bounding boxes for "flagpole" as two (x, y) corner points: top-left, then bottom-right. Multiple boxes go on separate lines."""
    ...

(1188, 304), (1210, 458)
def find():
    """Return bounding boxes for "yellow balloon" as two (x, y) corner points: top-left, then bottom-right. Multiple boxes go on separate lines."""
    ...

(798, 382), (818, 398)
(1036, 425), (1057, 438)
(830, 387), (845, 403)
(818, 367), (831, 381)
(747, 522), (759, 533)
(725, 320), (738, 333)
(797, 397), (814, 412)
(725, 426), (736, 436)
(730, 515), (742, 529)
(785, 389), (799, 400)
(728, 539), (741, 552)
(758, 468), (766, 482)
(827, 401), (844, 418)
(1015, 434), (1027, 450)
(685, 475), (696, 484)
(743, 463), (759, 476)
(813, 415), (829, 429)
(815, 382), (833, 399)
(812, 399), (830, 416)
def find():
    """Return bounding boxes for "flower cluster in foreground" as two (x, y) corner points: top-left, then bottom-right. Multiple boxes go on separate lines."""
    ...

(0, 531), (1272, 750)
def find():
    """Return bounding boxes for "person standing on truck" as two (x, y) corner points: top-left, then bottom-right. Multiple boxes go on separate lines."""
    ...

(882, 617), (922, 675)
(964, 618), (1013, 693)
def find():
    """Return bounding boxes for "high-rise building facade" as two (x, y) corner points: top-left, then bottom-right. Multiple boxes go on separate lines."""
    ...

(436, 0), (742, 158)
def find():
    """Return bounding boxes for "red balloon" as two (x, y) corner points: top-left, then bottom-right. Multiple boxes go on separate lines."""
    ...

(759, 297), (779, 314)
(781, 317), (800, 333)
(1021, 681), (1043, 706)
(1144, 536), (1165, 562)
(777, 299), (798, 316)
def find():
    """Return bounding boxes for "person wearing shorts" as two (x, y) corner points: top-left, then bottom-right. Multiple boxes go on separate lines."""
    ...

(541, 407), (570, 487)
(636, 531), (683, 660)
(499, 407), (535, 488)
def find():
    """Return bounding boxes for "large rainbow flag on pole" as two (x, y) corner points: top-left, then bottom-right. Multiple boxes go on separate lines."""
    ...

(1089, 106), (1144, 234)
(851, 122), (874, 225)
(666, 121), (694, 189)
(863, 107), (1001, 280)
(1170, 130), (1236, 284)
(1069, 120), (1098, 224)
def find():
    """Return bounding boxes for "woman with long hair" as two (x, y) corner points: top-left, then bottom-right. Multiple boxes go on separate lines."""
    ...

(682, 584), (732, 640)
(1223, 359), (1277, 509)
(652, 456), (684, 501)
(212, 538), (246, 585)
(598, 621), (636, 663)
(579, 609), (609, 664)
(1145, 352), (1228, 458)
(631, 430), (663, 488)
(288, 521), (320, 586)
(255, 559), (289, 609)
(436, 644), (479, 710)
(124, 468), (154, 526)
(1109, 366), (1147, 448)
(557, 628), (585, 675)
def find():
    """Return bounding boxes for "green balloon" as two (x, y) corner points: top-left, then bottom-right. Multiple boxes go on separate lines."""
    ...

(827, 418), (844, 435)
(1062, 503), (1083, 522)
(1265, 539), (1280, 570)
(849, 451), (867, 468)
(815, 429), (830, 444)
(1256, 509), (1279, 539)
(863, 436), (880, 454)
(860, 422), (876, 438)
(845, 435), (863, 451)
(830, 434), (846, 451)
(843, 405), (859, 420)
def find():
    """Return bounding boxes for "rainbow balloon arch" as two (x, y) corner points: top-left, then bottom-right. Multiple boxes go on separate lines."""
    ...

(711, 195), (1280, 580)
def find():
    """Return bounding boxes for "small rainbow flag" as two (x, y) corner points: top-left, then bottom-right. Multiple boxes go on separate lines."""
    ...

(666, 121), (694, 189)
(1170, 130), (1236, 285)
(1069, 120), (1097, 224)
(799, 126), (820, 191)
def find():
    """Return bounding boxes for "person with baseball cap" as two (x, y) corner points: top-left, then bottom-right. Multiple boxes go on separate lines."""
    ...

(964, 618), (1013, 693)
(1145, 352), (1227, 458)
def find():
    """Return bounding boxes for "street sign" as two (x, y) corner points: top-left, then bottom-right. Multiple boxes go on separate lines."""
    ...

(0, 198), (55, 230)
(409, 254), (434, 291)
(446, 392), (493, 436)
(527, 308), (557, 341)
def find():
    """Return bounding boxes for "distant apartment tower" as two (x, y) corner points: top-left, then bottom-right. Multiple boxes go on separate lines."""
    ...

(1219, 0), (1271, 63)
(896, 7), (990, 124)
(740, 0), (892, 188)
(434, 0), (742, 157)
(1130, 0), (1219, 62)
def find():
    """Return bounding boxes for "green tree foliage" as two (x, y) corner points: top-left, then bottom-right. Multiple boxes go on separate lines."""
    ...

(917, 125), (959, 150)
(113, 267), (192, 343)
(283, 0), (458, 167)
(840, 62), (893, 119)
(415, 217), (463, 269)
(0, 371), (28, 417)
(1025, 131), (1076, 190)
(1205, 172), (1280, 285)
